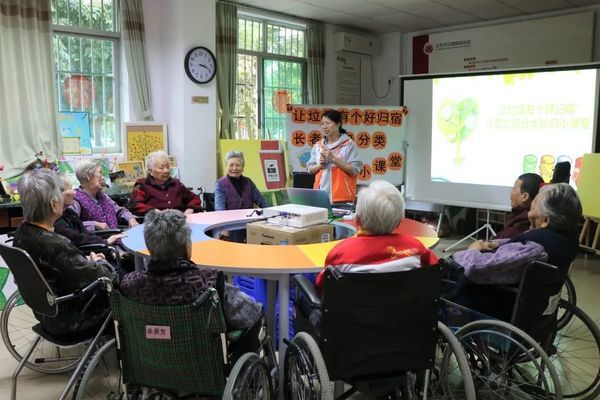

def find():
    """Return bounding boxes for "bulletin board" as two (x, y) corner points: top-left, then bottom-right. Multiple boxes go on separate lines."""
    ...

(123, 122), (168, 162)
(285, 105), (408, 185)
(577, 153), (600, 219)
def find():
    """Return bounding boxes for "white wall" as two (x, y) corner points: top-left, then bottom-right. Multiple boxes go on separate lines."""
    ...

(323, 25), (403, 107)
(403, 5), (600, 74)
(143, 0), (217, 190)
(371, 31), (403, 106)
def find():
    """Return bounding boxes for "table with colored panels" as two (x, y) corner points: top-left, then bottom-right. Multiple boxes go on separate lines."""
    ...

(121, 208), (438, 370)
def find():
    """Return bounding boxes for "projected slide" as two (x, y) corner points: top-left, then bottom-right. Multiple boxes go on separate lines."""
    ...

(431, 70), (596, 186)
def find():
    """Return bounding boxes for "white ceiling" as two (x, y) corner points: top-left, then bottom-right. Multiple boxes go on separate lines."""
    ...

(230, 0), (600, 33)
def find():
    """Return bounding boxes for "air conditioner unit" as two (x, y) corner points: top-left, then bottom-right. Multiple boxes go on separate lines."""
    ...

(334, 32), (379, 55)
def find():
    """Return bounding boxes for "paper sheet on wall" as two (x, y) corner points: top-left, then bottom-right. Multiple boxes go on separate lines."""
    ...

(335, 53), (361, 104)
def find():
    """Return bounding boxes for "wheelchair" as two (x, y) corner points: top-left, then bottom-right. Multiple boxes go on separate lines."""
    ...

(285, 264), (476, 400)
(0, 242), (116, 400)
(0, 237), (122, 375)
(442, 259), (600, 400)
(73, 286), (279, 399)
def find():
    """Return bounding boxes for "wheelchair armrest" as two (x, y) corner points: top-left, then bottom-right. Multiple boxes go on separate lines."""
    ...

(293, 274), (322, 308)
(55, 277), (113, 304)
(94, 229), (122, 238)
(497, 284), (519, 294)
(445, 257), (465, 272)
(79, 244), (109, 253)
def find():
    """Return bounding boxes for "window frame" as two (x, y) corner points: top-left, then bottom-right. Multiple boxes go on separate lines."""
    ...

(51, 2), (122, 154)
(236, 13), (308, 140)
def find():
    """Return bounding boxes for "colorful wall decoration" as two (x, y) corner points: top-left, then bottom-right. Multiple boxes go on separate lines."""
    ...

(285, 105), (408, 185)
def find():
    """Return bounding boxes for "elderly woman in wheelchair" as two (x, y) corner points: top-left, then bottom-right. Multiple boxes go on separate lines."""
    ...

(0, 169), (119, 399)
(287, 181), (476, 399)
(12, 169), (118, 340)
(441, 183), (600, 400)
(447, 183), (581, 320)
(74, 208), (277, 399)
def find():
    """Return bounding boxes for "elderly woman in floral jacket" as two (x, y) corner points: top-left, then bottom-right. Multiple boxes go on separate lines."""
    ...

(449, 183), (581, 320)
(72, 158), (138, 231)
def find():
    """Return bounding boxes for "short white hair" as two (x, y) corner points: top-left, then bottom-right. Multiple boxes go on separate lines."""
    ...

(18, 169), (63, 223)
(356, 180), (405, 235)
(75, 158), (102, 185)
(537, 183), (582, 235)
(146, 150), (169, 171)
(225, 150), (245, 166)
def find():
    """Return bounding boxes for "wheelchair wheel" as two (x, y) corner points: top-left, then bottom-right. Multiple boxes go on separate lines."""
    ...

(556, 276), (577, 330)
(429, 322), (476, 400)
(283, 331), (333, 400)
(545, 300), (600, 400)
(223, 352), (273, 400)
(0, 291), (85, 374)
(455, 319), (562, 400)
(74, 338), (120, 400)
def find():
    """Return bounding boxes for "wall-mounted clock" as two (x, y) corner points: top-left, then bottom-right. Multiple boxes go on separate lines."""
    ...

(184, 46), (216, 84)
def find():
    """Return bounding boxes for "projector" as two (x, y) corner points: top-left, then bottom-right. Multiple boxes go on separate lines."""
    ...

(262, 204), (329, 228)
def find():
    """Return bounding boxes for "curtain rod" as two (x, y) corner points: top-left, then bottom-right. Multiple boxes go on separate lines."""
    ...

(216, 0), (317, 27)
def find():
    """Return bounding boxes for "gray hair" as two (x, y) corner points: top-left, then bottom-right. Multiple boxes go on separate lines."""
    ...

(144, 209), (191, 262)
(75, 158), (101, 185)
(58, 173), (73, 189)
(225, 150), (245, 166)
(356, 180), (405, 235)
(537, 183), (582, 235)
(17, 169), (63, 223)
(145, 150), (169, 171)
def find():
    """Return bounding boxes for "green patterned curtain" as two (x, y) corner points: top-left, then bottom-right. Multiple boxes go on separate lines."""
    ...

(216, 2), (237, 139)
(306, 21), (324, 104)
(121, 0), (153, 121)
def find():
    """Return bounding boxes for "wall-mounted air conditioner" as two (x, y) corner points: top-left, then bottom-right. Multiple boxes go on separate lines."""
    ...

(334, 32), (379, 55)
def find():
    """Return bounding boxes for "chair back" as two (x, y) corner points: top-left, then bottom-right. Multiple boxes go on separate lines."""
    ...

(203, 192), (215, 212)
(109, 289), (228, 396)
(320, 265), (441, 381)
(0, 243), (58, 317)
(511, 261), (564, 346)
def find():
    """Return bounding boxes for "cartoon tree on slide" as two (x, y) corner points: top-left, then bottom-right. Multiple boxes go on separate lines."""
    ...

(437, 98), (479, 165)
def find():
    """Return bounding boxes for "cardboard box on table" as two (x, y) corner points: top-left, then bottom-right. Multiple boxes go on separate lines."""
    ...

(247, 221), (334, 245)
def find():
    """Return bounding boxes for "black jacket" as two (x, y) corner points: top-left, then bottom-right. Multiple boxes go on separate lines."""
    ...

(13, 222), (117, 339)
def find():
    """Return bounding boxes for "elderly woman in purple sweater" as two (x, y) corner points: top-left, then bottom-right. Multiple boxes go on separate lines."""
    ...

(215, 150), (269, 241)
(215, 150), (269, 211)
(449, 183), (581, 320)
(71, 158), (139, 232)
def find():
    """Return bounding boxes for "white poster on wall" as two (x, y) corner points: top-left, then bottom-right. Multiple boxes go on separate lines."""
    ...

(286, 105), (408, 185)
(412, 12), (594, 74)
(335, 53), (361, 104)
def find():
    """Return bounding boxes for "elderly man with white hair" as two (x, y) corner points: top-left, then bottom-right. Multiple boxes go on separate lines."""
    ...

(315, 180), (438, 292)
(128, 150), (203, 216)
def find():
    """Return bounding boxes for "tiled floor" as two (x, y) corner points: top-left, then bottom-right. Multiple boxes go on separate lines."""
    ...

(1, 235), (599, 399)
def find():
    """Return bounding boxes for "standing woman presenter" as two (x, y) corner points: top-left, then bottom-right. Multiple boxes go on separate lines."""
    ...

(306, 110), (362, 203)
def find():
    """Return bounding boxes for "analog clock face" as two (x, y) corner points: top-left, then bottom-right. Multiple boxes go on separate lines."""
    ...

(184, 47), (216, 84)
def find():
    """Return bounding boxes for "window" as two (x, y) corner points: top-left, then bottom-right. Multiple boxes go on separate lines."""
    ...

(236, 15), (306, 140)
(51, 0), (120, 153)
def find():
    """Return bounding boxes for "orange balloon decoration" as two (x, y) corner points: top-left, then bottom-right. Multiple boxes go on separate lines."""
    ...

(272, 89), (291, 114)
(63, 75), (95, 109)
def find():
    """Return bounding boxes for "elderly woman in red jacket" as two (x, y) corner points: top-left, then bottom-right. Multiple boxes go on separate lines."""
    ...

(128, 150), (203, 216)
